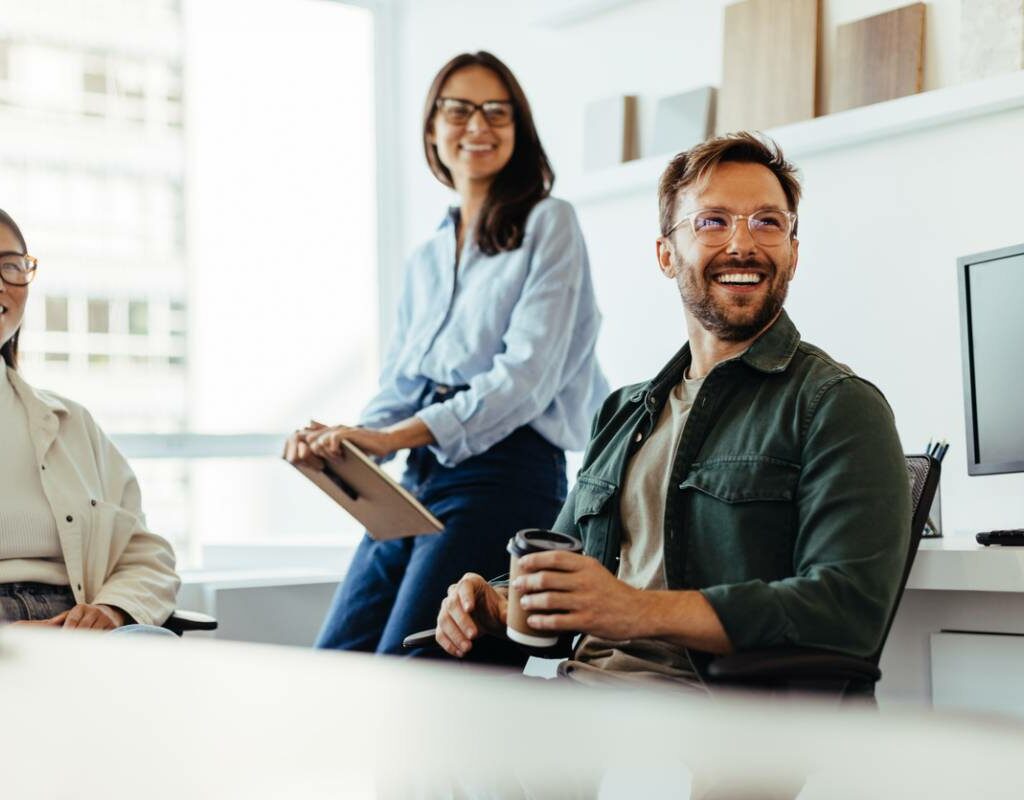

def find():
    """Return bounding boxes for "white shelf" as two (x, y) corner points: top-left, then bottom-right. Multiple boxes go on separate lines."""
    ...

(565, 70), (1024, 205)
(906, 535), (1024, 593)
(531, 0), (646, 29)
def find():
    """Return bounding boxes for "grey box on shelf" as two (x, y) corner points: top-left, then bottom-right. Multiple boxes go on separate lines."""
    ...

(649, 86), (716, 157)
(923, 481), (942, 539)
(583, 95), (638, 172)
(960, 0), (1024, 81)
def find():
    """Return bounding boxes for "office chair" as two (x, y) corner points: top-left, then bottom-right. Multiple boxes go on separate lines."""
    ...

(162, 609), (219, 637)
(704, 454), (940, 699)
(404, 455), (940, 696)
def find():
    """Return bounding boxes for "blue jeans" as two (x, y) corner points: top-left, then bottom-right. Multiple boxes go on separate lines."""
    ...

(315, 425), (567, 659)
(0, 582), (75, 622)
(0, 581), (176, 636)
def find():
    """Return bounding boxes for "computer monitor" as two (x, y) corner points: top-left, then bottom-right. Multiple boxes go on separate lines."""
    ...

(958, 242), (1024, 476)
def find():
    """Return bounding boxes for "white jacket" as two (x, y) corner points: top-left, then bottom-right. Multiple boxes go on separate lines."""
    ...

(6, 366), (180, 625)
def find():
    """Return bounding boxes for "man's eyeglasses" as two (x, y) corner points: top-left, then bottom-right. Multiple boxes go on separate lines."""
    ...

(665, 208), (797, 246)
(435, 97), (515, 128)
(0, 253), (38, 286)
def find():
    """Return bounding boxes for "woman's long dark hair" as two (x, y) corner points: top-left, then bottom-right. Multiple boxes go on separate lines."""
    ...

(422, 51), (554, 255)
(0, 208), (27, 370)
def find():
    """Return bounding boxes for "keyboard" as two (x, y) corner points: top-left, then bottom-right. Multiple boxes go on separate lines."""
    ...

(976, 529), (1024, 546)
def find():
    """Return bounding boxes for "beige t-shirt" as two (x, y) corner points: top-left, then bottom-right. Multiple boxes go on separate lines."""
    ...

(0, 364), (68, 585)
(560, 372), (706, 689)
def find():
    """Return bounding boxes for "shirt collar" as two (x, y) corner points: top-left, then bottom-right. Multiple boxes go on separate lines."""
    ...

(6, 365), (68, 418)
(438, 206), (460, 231)
(739, 309), (801, 374)
(640, 309), (802, 402)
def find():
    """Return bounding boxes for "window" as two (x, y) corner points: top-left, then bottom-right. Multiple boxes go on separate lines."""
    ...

(45, 296), (69, 332)
(82, 56), (107, 94)
(129, 300), (148, 335)
(3, 0), (379, 568)
(87, 298), (110, 333)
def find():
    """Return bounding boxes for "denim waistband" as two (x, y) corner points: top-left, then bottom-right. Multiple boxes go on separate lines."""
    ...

(0, 582), (74, 598)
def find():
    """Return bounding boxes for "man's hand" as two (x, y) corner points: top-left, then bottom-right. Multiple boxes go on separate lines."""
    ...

(512, 551), (648, 641)
(514, 551), (734, 654)
(10, 603), (126, 631)
(435, 573), (508, 658)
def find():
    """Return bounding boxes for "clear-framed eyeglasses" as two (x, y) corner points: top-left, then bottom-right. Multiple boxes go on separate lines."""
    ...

(0, 253), (38, 287)
(435, 97), (515, 128)
(665, 208), (797, 247)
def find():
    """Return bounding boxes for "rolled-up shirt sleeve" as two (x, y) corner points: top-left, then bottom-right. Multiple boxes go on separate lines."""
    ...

(415, 203), (590, 466)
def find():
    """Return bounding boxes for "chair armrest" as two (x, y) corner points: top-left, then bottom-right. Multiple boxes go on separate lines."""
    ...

(706, 646), (881, 686)
(403, 628), (443, 650)
(162, 609), (219, 636)
(402, 627), (574, 660)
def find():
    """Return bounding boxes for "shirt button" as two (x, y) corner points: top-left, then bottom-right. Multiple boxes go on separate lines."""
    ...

(635, 432), (643, 443)
(41, 465), (46, 471)
(90, 499), (97, 507)
(65, 515), (73, 523)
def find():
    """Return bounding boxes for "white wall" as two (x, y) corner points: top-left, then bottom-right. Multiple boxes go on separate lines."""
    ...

(387, 0), (1024, 534)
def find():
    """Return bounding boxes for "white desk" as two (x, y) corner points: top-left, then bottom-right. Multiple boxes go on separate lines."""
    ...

(908, 536), (1024, 593)
(1, 628), (1023, 799)
(879, 534), (1024, 712)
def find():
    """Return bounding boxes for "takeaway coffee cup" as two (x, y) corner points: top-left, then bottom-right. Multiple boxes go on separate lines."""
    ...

(506, 528), (584, 647)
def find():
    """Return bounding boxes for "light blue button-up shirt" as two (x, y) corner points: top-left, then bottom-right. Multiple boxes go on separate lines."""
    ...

(360, 196), (609, 467)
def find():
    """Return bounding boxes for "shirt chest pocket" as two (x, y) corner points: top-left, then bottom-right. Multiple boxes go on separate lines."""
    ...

(572, 476), (618, 562)
(678, 458), (800, 582)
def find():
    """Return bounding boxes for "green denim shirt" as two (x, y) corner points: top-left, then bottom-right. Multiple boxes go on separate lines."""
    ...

(551, 310), (911, 659)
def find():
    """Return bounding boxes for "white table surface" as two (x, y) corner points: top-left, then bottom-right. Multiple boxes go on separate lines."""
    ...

(2, 628), (1024, 798)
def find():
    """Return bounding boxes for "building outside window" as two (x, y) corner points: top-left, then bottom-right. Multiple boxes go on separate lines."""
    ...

(0, 0), (379, 567)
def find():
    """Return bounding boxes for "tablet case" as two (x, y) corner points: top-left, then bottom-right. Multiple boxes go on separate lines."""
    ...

(291, 441), (443, 540)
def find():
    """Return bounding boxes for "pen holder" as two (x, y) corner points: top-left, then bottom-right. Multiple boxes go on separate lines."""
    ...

(922, 480), (942, 538)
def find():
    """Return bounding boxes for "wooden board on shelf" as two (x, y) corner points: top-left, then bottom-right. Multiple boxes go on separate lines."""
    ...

(717, 0), (820, 134)
(830, 3), (926, 114)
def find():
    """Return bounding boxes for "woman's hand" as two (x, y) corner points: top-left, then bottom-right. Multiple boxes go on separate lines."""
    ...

(10, 603), (126, 631)
(307, 425), (399, 460)
(304, 417), (436, 461)
(282, 421), (328, 469)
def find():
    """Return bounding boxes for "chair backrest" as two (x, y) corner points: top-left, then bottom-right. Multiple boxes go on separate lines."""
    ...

(867, 454), (940, 666)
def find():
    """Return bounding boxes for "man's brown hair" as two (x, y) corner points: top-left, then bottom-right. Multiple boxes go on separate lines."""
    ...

(657, 132), (801, 237)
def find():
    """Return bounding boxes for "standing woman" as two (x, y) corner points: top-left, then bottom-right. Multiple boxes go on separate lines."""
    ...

(285, 51), (608, 658)
(0, 208), (179, 632)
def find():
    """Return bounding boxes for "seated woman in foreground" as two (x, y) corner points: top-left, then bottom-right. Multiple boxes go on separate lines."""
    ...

(0, 208), (180, 633)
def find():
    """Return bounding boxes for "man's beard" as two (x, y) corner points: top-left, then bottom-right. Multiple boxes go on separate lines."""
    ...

(678, 256), (790, 342)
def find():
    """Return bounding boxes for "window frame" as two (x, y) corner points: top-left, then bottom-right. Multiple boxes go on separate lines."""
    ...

(109, 0), (399, 561)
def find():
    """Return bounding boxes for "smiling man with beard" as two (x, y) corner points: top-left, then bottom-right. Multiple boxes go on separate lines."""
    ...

(434, 132), (911, 698)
